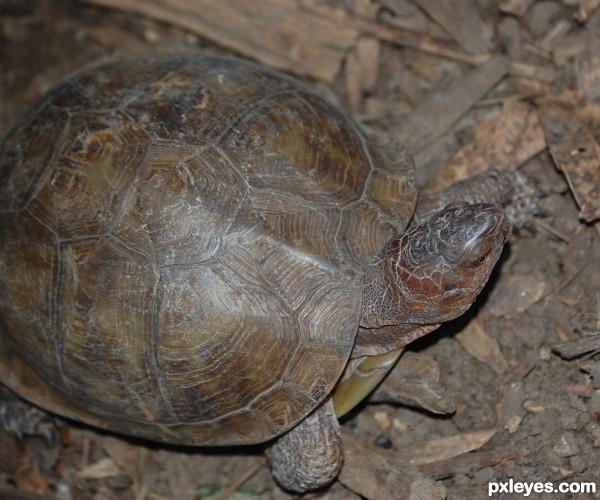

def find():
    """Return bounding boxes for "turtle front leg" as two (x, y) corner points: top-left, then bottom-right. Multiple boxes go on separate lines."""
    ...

(265, 398), (342, 492)
(413, 168), (540, 229)
(332, 347), (404, 418)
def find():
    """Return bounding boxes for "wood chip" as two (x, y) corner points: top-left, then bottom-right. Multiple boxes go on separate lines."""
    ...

(455, 319), (509, 374)
(397, 429), (498, 465)
(576, 49), (600, 101)
(14, 460), (54, 497)
(77, 457), (123, 479)
(499, 0), (537, 17)
(426, 100), (546, 191)
(339, 428), (446, 500)
(553, 32), (600, 67)
(510, 60), (557, 81)
(0, 428), (20, 475)
(347, 14), (490, 65)
(84, 0), (359, 81)
(575, 0), (600, 23)
(391, 55), (509, 154)
(96, 435), (143, 473)
(523, 399), (546, 413)
(536, 19), (572, 53)
(566, 384), (595, 398)
(412, 0), (491, 54)
(345, 36), (381, 111)
(538, 99), (600, 222)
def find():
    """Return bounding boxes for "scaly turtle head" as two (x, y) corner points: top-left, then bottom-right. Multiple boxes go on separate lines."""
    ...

(361, 201), (512, 329)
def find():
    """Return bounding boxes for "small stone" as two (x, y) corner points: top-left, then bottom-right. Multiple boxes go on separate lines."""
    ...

(568, 454), (587, 474)
(590, 425), (600, 447)
(524, 400), (545, 413)
(538, 346), (551, 360)
(590, 390), (600, 413)
(454, 473), (470, 486)
(473, 466), (495, 485)
(506, 415), (523, 434)
(559, 466), (573, 477)
(373, 410), (391, 433)
(392, 418), (408, 434)
(553, 432), (580, 458)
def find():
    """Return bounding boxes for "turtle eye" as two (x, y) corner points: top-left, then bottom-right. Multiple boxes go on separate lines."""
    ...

(465, 250), (490, 268)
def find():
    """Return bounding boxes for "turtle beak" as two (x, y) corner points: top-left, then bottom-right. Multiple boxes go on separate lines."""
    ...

(483, 204), (512, 245)
(459, 203), (511, 259)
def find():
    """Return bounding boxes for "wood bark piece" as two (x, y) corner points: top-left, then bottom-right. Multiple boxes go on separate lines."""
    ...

(553, 336), (600, 359)
(538, 100), (600, 222)
(412, 0), (491, 54)
(348, 13), (490, 65)
(84, 0), (359, 81)
(339, 428), (446, 500)
(391, 55), (509, 154)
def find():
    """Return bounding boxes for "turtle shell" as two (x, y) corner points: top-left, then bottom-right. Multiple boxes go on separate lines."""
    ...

(0, 53), (416, 445)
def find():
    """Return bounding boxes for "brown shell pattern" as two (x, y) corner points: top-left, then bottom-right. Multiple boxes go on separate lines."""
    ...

(0, 54), (416, 445)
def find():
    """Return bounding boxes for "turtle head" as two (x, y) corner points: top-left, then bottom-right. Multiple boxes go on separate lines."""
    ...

(395, 202), (511, 323)
(362, 202), (511, 327)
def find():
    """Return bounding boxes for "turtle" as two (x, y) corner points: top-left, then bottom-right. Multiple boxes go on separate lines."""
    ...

(0, 53), (534, 492)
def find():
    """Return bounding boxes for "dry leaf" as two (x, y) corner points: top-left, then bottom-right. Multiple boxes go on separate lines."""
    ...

(538, 99), (600, 222)
(455, 320), (509, 374)
(427, 100), (546, 191)
(400, 429), (498, 465)
(339, 428), (446, 500)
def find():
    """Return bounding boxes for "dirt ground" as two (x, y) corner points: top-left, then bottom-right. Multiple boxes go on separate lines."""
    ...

(1, 0), (600, 499)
